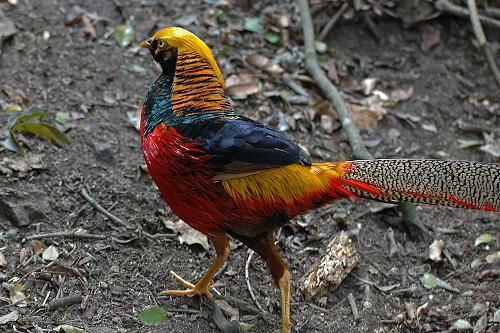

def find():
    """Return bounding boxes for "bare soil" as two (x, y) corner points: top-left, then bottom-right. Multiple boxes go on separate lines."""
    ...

(0, 1), (498, 333)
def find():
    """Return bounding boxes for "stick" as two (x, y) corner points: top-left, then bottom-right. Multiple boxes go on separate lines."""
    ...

(347, 293), (359, 321)
(245, 250), (265, 313)
(296, 0), (423, 233)
(318, 2), (349, 41)
(25, 232), (107, 240)
(435, 0), (500, 29)
(467, 0), (500, 88)
(47, 294), (82, 310)
(81, 188), (132, 229)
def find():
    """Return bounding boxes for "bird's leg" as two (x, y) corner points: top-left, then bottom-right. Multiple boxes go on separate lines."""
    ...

(160, 233), (230, 300)
(237, 232), (292, 333)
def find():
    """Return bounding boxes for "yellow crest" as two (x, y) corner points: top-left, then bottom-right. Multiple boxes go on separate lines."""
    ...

(148, 27), (224, 86)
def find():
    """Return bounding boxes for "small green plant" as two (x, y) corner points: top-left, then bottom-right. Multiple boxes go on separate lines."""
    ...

(1, 108), (71, 154)
(138, 305), (168, 325)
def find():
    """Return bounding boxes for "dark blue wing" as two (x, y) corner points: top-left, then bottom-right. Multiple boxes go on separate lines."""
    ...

(174, 116), (311, 174)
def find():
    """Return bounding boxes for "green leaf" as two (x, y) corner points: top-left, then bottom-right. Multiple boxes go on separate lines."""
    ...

(138, 306), (168, 325)
(55, 112), (69, 125)
(12, 122), (71, 145)
(264, 32), (280, 45)
(314, 41), (327, 54)
(420, 273), (437, 289)
(244, 18), (263, 33)
(215, 9), (227, 24)
(475, 233), (493, 247)
(1, 130), (25, 154)
(8, 109), (49, 128)
(457, 139), (484, 149)
(115, 23), (135, 47)
(4, 103), (22, 113)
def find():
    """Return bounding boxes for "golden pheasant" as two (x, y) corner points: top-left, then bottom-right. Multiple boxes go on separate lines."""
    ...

(139, 27), (499, 333)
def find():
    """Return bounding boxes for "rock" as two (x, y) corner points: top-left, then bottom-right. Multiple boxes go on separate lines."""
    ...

(94, 142), (114, 163)
(0, 188), (47, 227)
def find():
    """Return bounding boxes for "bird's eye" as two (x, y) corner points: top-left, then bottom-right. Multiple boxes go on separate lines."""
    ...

(158, 40), (165, 48)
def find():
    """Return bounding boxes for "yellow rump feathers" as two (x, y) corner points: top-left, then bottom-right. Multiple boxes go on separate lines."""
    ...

(221, 163), (350, 208)
(145, 27), (224, 86)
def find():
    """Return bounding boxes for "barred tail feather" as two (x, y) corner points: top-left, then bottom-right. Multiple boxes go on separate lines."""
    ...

(332, 160), (499, 211)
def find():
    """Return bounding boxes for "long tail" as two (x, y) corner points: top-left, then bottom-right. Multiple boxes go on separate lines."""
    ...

(329, 160), (499, 212)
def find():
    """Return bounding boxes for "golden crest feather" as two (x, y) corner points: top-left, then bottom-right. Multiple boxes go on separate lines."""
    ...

(149, 27), (224, 86)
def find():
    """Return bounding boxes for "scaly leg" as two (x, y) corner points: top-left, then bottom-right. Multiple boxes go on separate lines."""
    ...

(235, 232), (292, 333)
(160, 233), (230, 300)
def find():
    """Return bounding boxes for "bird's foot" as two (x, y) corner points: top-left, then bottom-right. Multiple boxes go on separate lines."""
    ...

(159, 270), (213, 299)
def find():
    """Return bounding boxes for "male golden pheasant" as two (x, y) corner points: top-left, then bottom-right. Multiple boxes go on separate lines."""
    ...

(139, 27), (499, 332)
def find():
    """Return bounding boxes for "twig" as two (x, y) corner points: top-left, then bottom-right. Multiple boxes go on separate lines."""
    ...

(387, 227), (398, 258)
(282, 73), (309, 96)
(347, 293), (359, 321)
(25, 231), (107, 240)
(361, 13), (382, 44)
(47, 294), (82, 310)
(297, 0), (422, 233)
(484, 5), (500, 19)
(245, 250), (265, 313)
(80, 188), (132, 229)
(435, 0), (500, 29)
(318, 2), (350, 41)
(467, 0), (500, 88)
(210, 299), (240, 333)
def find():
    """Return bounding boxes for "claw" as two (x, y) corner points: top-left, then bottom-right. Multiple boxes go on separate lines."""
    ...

(159, 270), (213, 299)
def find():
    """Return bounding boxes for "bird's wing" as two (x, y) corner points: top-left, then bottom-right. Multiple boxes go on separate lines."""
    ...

(174, 116), (311, 179)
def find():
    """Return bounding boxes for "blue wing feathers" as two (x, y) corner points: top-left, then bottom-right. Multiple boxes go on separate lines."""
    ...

(175, 117), (311, 172)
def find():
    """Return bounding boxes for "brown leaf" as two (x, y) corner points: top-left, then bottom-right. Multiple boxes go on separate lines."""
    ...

(162, 218), (210, 251)
(348, 96), (387, 129)
(326, 61), (339, 84)
(1, 154), (47, 173)
(31, 240), (44, 256)
(81, 15), (96, 38)
(225, 74), (260, 100)
(1, 84), (30, 106)
(246, 54), (284, 75)
(420, 23), (440, 53)
(390, 86), (414, 102)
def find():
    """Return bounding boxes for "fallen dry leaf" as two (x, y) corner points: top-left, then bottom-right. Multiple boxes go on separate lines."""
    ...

(326, 61), (339, 84)
(162, 218), (210, 251)
(53, 325), (86, 333)
(0, 154), (47, 174)
(31, 240), (44, 256)
(390, 86), (414, 102)
(127, 106), (142, 131)
(0, 310), (19, 325)
(361, 78), (378, 96)
(348, 96), (387, 129)
(1, 84), (30, 106)
(246, 54), (284, 75)
(419, 22), (441, 53)
(0, 252), (7, 267)
(9, 282), (27, 307)
(422, 123), (437, 133)
(42, 245), (59, 261)
(479, 143), (500, 158)
(429, 239), (444, 262)
(0, 8), (17, 51)
(81, 15), (96, 39)
(225, 73), (260, 100)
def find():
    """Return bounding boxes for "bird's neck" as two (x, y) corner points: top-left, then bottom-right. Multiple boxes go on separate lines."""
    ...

(142, 51), (237, 137)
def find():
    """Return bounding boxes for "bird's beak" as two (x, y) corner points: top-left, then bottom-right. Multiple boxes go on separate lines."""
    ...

(140, 38), (153, 49)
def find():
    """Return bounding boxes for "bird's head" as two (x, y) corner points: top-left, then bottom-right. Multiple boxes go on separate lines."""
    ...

(140, 27), (224, 86)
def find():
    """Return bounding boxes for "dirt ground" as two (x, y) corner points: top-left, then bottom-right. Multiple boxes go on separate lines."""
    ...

(0, 1), (499, 332)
